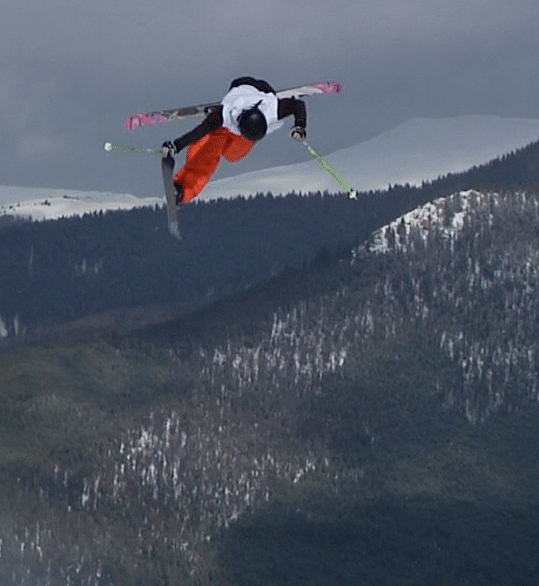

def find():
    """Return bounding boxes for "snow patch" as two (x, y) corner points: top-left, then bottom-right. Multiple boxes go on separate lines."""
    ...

(365, 190), (484, 254)
(0, 317), (7, 338)
(0, 187), (163, 222)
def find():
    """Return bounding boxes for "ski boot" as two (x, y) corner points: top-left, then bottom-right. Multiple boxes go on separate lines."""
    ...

(174, 183), (184, 206)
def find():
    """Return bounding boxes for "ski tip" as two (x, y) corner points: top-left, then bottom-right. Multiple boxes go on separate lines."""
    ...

(125, 115), (142, 131)
(327, 80), (345, 93)
(168, 221), (183, 241)
(311, 80), (344, 94)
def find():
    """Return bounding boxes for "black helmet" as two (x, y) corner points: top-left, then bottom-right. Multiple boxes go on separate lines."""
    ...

(238, 105), (267, 141)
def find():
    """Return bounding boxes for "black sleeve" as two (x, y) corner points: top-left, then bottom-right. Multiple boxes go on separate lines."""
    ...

(173, 107), (223, 151)
(277, 98), (306, 128)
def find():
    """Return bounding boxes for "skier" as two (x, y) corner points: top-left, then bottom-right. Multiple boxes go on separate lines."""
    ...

(161, 77), (307, 205)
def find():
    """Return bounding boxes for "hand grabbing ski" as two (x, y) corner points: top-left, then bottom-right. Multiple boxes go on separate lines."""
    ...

(161, 141), (178, 158)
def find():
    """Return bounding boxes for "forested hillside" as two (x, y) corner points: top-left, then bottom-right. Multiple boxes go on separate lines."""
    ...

(2, 141), (539, 584)
(2, 182), (539, 583)
(0, 192), (391, 340)
(2, 138), (539, 343)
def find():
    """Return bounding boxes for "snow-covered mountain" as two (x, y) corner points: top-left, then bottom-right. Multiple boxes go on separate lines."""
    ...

(201, 115), (539, 200)
(365, 189), (478, 255)
(2, 115), (539, 222)
(0, 187), (162, 222)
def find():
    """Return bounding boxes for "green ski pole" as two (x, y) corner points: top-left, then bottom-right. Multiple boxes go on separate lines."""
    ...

(104, 142), (162, 155)
(301, 140), (357, 199)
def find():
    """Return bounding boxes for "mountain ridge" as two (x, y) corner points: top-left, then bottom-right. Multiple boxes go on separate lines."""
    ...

(202, 114), (539, 199)
(3, 132), (539, 348)
(2, 115), (539, 222)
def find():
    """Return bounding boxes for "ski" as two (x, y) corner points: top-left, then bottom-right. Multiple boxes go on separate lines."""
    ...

(125, 81), (344, 130)
(104, 142), (182, 239)
(161, 155), (182, 241)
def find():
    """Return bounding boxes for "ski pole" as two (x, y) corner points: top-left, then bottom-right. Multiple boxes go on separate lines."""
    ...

(301, 140), (357, 199)
(103, 142), (162, 155)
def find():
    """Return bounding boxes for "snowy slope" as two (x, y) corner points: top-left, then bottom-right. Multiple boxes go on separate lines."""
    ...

(2, 115), (539, 222)
(364, 189), (480, 255)
(0, 187), (162, 222)
(200, 115), (539, 200)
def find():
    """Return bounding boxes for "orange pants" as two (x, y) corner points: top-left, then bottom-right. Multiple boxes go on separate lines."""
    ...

(174, 128), (256, 203)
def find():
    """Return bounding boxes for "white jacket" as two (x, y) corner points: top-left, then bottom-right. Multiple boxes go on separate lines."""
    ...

(221, 85), (284, 137)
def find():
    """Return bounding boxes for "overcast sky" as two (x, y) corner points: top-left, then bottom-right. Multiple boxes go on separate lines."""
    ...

(2, 0), (539, 197)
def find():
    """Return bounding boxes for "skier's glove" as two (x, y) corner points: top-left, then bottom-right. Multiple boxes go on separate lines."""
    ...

(161, 141), (178, 158)
(290, 126), (306, 142)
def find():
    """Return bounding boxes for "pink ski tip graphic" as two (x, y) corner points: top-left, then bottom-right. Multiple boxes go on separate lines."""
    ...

(125, 112), (169, 131)
(312, 81), (344, 94)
